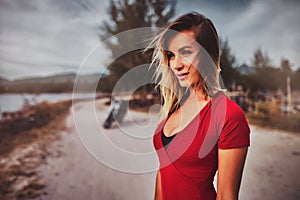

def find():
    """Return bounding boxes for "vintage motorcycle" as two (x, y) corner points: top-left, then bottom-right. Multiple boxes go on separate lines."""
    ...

(103, 97), (128, 129)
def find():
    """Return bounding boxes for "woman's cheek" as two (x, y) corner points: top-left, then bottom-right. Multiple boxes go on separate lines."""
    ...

(185, 56), (199, 67)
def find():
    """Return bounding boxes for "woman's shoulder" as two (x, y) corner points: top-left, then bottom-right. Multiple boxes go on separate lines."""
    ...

(212, 92), (246, 119)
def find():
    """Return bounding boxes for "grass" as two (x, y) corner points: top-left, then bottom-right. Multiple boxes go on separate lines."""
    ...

(246, 101), (300, 133)
(0, 100), (72, 156)
(247, 112), (300, 133)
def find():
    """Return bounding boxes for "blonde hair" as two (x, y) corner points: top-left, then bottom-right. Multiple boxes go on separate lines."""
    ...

(147, 12), (224, 120)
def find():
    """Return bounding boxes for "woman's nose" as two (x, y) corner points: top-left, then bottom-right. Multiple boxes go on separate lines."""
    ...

(171, 56), (184, 71)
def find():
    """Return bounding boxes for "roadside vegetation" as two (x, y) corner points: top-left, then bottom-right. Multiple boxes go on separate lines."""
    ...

(0, 100), (72, 199)
(247, 100), (300, 133)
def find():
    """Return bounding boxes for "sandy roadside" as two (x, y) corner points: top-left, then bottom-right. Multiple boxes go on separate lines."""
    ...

(35, 98), (159, 200)
(8, 99), (300, 200)
(240, 126), (300, 200)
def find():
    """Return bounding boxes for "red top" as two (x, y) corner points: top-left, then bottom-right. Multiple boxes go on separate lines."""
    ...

(153, 93), (250, 200)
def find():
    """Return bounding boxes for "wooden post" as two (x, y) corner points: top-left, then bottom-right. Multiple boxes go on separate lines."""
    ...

(287, 76), (292, 114)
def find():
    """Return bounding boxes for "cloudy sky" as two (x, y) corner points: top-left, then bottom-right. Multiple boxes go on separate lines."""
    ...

(0, 0), (299, 80)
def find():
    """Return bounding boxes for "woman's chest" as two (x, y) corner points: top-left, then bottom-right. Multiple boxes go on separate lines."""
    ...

(164, 106), (202, 137)
(161, 127), (218, 182)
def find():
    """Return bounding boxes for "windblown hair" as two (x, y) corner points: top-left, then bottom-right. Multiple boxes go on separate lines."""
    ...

(148, 12), (223, 119)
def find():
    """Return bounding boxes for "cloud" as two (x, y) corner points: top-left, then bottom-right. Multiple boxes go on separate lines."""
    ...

(224, 0), (300, 67)
(0, 0), (109, 79)
(0, 0), (299, 80)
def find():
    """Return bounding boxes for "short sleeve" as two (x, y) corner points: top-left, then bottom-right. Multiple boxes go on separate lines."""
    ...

(218, 100), (250, 149)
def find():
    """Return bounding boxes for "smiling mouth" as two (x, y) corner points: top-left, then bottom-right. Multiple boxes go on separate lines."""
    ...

(177, 72), (189, 80)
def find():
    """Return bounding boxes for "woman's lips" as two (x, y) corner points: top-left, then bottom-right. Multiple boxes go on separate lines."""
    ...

(177, 72), (189, 80)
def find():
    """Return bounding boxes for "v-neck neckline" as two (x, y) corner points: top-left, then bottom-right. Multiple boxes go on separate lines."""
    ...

(160, 99), (212, 152)
(163, 98), (211, 136)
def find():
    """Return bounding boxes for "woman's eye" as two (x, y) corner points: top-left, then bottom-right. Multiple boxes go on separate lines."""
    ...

(180, 50), (192, 56)
(166, 51), (175, 60)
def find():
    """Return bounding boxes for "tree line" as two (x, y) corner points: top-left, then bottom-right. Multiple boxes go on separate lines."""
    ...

(220, 40), (300, 95)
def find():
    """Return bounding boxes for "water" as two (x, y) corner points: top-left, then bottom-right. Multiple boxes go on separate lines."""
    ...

(0, 93), (103, 113)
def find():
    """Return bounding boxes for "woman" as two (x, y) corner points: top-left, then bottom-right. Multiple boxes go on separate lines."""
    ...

(150, 12), (250, 200)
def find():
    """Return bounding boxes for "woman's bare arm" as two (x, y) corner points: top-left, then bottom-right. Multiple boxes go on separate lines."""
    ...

(154, 170), (162, 200)
(217, 147), (248, 200)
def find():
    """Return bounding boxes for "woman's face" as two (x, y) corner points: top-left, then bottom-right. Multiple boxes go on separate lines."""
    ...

(167, 30), (202, 88)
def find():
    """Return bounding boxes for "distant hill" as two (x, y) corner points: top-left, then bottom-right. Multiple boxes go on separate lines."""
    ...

(12, 73), (103, 83)
(0, 76), (10, 83)
(10, 73), (107, 84)
(0, 72), (109, 93)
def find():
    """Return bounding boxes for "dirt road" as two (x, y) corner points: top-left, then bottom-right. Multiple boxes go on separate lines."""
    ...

(35, 99), (300, 200)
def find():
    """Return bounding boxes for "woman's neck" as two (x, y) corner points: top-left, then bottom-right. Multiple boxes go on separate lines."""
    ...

(186, 87), (209, 103)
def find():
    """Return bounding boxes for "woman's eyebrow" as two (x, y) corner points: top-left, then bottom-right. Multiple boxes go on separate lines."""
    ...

(178, 46), (193, 52)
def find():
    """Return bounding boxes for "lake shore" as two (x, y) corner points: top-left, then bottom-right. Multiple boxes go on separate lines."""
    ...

(1, 98), (300, 199)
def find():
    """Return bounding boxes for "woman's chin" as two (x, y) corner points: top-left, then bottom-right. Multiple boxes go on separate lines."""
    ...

(178, 81), (189, 88)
